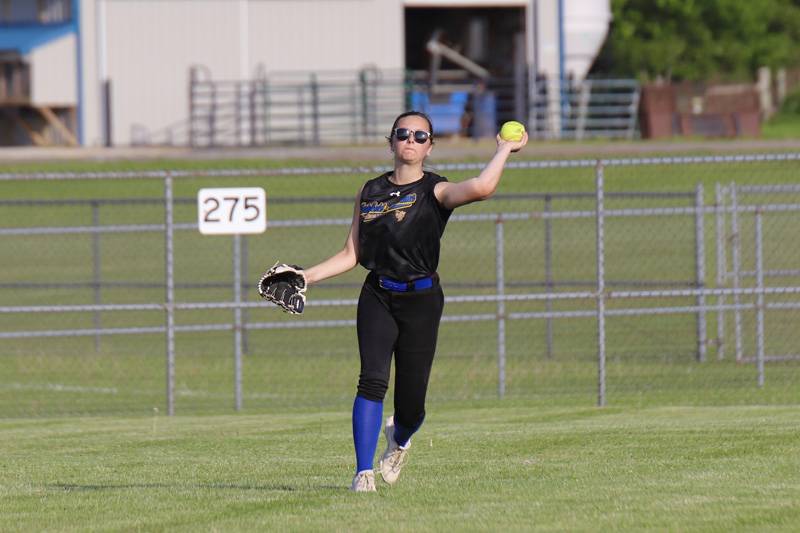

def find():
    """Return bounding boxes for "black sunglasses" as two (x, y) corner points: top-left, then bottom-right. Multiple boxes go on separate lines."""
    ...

(393, 128), (431, 144)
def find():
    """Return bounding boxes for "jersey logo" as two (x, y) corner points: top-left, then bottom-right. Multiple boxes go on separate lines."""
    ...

(360, 193), (416, 222)
(390, 191), (401, 197)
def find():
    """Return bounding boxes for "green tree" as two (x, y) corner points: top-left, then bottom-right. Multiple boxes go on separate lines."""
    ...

(592, 0), (800, 81)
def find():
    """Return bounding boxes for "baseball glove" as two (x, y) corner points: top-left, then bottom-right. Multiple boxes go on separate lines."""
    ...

(258, 262), (307, 314)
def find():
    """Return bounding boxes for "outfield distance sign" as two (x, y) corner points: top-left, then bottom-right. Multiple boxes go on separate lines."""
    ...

(197, 187), (267, 235)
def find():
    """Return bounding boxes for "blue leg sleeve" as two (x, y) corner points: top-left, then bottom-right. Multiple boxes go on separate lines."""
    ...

(352, 395), (383, 473)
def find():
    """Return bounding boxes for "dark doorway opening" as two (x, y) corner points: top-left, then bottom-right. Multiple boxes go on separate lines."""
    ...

(405, 7), (525, 75)
(404, 7), (528, 137)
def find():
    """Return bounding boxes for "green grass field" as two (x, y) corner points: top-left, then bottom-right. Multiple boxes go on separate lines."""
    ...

(2, 404), (799, 531)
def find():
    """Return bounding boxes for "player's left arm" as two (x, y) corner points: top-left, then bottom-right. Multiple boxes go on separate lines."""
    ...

(434, 133), (528, 210)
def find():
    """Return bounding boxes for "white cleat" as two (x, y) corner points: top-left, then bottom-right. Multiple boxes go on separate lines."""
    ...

(350, 469), (377, 492)
(379, 416), (410, 485)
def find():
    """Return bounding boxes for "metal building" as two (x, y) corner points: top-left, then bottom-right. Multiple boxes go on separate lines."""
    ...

(0, 0), (613, 146)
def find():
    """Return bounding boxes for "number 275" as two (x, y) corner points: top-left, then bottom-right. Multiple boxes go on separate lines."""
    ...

(203, 196), (260, 223)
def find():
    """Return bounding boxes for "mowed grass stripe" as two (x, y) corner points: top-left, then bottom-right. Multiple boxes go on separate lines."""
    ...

(1, 404), (799, 531)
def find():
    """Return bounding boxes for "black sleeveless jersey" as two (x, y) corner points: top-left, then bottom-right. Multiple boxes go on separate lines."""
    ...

(358, 171), (453, 281)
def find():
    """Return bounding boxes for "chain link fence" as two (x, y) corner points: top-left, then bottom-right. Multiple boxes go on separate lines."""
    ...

(1, 153), (799, 417)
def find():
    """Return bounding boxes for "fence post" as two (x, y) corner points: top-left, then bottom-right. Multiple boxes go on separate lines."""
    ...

(731, 183), (744, 361)
(495, 215), (506, 398)
(189, 68), (196, 147)
(694, 184), (707, 362)
(575, 80), (591, 140)
(91, 201), (101, 353)
(626, 86), (640, 140)
(359, 69), (369, 139)
(755, 209), (765, 387)
(595, 161), (607, 407)
(714, 182), (726, 360)
(209, 83), (217, 147)
(235, 82), (242, 147)
(233, 234), (243, 411)
(262, 78), (271, 144)
(164, 172), (176, 416)
(249, 80), (257, 146)
(528, 75), (540, 139)
(297, 86), (306, 144)
(513, 31), (526, 122)
(350, 83), (359, 143)
(241, 236), (250, 354)
(544, 194), (554, 359)
(310, 73), (320, 146)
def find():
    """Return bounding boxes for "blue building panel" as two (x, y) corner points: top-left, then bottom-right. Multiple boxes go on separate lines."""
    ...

(0, 23), (75, 54)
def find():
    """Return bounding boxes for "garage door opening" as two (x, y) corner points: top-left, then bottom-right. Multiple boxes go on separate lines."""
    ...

(404, 6), (527, 138)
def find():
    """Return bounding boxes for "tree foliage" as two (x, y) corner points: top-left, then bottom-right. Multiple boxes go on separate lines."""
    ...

(592, 0), (800, 81)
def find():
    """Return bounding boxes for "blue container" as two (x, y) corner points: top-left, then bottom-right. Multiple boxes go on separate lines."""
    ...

(409, 91), (469, 135)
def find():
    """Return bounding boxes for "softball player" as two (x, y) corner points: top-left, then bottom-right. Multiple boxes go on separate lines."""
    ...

(303, 111), (528, 492)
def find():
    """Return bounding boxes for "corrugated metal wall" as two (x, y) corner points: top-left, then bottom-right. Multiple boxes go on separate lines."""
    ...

(87, 0), (403, 146)
(247, 1), (403, 72)
(30, 34), (76, 105)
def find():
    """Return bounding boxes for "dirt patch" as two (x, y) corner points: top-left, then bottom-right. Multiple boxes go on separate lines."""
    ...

(0, 138), (798, 166)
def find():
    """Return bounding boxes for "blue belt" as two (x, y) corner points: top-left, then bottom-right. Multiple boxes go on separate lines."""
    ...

(378, 274), (435, 292)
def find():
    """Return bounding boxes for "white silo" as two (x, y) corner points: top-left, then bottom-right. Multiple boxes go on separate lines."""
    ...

(564, 0), (612, 81)
(534, 0), (612, 137)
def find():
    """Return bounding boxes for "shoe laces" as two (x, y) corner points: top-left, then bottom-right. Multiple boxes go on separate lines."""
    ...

(353, 471), (375, 491)
(386, 446), (408, 473)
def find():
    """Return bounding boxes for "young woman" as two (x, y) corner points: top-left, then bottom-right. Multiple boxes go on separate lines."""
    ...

(302, 111), (528, 492)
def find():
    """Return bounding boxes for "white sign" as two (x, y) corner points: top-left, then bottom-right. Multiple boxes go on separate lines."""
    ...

(197, 187), (267, 235)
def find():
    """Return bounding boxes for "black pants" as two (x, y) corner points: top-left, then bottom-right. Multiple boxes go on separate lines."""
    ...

(356, 272), (444, 431)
